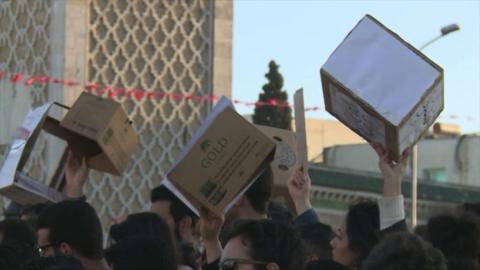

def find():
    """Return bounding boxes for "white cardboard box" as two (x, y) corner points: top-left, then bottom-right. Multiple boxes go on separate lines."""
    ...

(0, 103), (67, 204)
(321, 15), (444, 160)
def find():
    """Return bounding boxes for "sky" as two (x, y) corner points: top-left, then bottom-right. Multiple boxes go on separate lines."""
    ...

(232, 0), (480, 134)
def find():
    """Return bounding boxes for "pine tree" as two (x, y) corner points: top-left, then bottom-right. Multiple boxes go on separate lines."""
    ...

(252, 60), (292, 130)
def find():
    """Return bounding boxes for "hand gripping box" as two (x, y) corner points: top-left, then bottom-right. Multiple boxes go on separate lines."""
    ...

(0, 103), (68, 204)
(60, 93), (138, 175)
(320, 15), (444, 161)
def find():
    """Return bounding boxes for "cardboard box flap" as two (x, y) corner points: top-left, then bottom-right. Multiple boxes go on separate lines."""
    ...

(322, 15), (442, 125)
(15, 172), (65, 203)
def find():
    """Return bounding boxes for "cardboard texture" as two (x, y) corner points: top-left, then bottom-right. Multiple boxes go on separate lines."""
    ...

(294, 89), (308, 167)
(256, 125), (298, 211)
(0, 103), (67, 204)
(60, 93), (138, 175)
(164, 97), (276, 216)
(320, 15), (444, 161)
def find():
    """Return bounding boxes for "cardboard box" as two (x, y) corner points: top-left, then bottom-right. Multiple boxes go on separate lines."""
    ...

(256, 125), (298, 187)
(163, 97), (276, 216)
(320, 15), (444, 161)
(60, 93), (138, 175)
(257, 125), (298, 212)
(0, 103), (67, 204)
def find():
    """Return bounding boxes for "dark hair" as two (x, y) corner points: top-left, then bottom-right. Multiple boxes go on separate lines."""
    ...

(105, 236), (177, 270)
(267, 200), (294, 227)
(0, 219), (36, 247)
(244, 167), (273, 214)
(297, 222), (334, 260)
(109, 212), (174, 245)
(425, 213), (480, 270)
(21, 255), (85, 270)
(37, 200), (103, 259)
(225, 219), (306, 270)
(21, 203), (49, 228)
(150, 185), (198, 226)
(461, 203), (480, 218)
(0, 241), (37, 270)
(345, 200), (380, 266)
(363, 232), (447, 270)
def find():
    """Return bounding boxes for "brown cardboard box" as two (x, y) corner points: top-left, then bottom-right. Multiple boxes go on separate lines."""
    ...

(256, 125), (298, 186)
(0, 103), (67, 204)
(60, 93), (138, 175)
(321, 15), (444, 161)
(257, 125), (298, 212)
(165, 97), (276, 216)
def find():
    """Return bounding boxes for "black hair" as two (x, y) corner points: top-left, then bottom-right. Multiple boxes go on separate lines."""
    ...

(297, 222), (334, 260)
(345, 200), (380, 267)
(105, 236), (177, 270)
(225, 219), (306, 270)
(37, 200), (103, 259)
(267, 200), (294, 227)
(425, 213), (480, 270)
(21, 203), (49, 228)
(0, 218), (36, 247)
(150, 185), (198, 226)
(0, 241), (37, 270)
(109, 212), (174, 245)
(21, 255), (85, 270)
(244, 167), (273, 214)
(363, 232), (447, 270)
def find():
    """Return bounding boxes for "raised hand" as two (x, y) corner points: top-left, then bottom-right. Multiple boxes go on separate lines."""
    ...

(199, 207), (224, 263)
(288, 166), (312, 215)
(62, 150), (89, 199)
(371, 143), (409, 197)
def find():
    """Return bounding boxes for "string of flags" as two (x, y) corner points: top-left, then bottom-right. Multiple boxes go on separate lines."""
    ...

(0, 71), (477, 121)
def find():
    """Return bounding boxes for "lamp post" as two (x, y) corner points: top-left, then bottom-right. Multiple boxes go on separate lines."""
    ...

(410, 23), (460, 227)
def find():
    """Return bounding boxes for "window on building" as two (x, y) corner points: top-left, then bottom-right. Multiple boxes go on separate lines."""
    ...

(424, 168), (447, 182)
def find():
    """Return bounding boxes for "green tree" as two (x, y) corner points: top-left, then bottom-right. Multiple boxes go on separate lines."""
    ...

(252, 60), (292, 130)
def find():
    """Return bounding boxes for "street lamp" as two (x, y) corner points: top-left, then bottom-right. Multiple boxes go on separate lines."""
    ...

(419, 23), (460, 50)
(411, 23), (460, 227)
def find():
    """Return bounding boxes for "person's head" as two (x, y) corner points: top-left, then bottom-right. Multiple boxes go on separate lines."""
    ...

(424, 213), (480, 270)
(0, 218), (36, 247)
(227, 167), (273, 221)
(221, 219), (306, 270)
(330, 200), (380, 269)
(109, 212), (173, 246)
(21, 255), (85, 270)
(461, 203), (480, 218)
(105, 236), (177, 270)
(297, 222), (334, 261)
(363, 232), (447, 270)
(414, 224), (427, 239)
(21, 203), (49, 228)
(150, 185), (198, 239)
(36, 200), (103, 260)
(0, 241), (37, 270)
(267, 201), (294, 227)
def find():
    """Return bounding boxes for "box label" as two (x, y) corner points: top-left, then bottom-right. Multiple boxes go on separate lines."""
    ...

(399, 80), (443, 152)
(329, 83), (386, 146)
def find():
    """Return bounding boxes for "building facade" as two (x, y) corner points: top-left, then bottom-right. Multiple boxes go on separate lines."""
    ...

(0, 0), (233, 227)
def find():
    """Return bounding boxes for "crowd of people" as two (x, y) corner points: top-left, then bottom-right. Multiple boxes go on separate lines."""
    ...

(0, 145), (479, 270)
